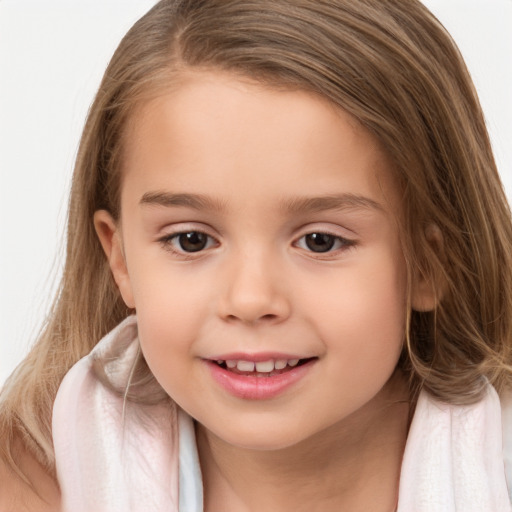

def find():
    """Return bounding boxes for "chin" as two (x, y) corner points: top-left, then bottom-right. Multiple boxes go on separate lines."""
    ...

(207, 421), (315, 452)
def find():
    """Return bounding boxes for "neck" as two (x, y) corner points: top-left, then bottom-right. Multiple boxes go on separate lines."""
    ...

(196, 372), (410, 512)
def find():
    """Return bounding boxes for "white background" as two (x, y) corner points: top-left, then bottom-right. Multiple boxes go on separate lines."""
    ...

(1, 0), (511, 386)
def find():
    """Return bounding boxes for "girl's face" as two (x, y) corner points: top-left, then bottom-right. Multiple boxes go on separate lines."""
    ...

(96, 71), (411, 450)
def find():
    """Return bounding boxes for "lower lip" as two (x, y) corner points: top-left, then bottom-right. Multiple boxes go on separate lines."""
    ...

(205, 360), (316, 400)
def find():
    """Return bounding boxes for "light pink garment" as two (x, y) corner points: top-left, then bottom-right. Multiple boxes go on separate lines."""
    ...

(52, 317), (181, 512)
(397, 385), (511, 511)
(53, 316), (511, 511)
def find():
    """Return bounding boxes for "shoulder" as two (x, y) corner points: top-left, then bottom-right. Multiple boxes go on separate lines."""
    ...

(0, 443), (61, 512)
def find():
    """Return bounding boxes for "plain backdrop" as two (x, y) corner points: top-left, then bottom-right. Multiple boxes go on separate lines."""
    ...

(1, 0), (511, 387)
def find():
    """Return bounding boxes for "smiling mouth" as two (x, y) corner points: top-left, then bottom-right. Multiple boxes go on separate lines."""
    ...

(212, 358), (316, 377)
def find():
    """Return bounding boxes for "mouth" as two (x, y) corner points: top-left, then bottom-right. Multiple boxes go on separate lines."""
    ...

(211, 357), (316, 377)
(206, 356), (318, 400)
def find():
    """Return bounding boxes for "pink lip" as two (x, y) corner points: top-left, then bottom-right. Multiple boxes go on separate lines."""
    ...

(205, 358), (316, 400)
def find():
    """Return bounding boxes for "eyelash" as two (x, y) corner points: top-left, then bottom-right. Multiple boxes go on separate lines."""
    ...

(158, 230), (357, 258)
(294, 232), (357, 256)
(158, 230), (218, 257)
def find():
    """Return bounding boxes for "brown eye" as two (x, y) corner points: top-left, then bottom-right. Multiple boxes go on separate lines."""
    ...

(304, 233), (336, 252)
(159, 230), (217, 255)
(295, 232), (355, 254)
(177, 232), (209, 252)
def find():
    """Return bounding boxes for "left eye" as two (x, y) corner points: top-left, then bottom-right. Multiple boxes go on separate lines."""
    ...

(163, 231), (216, 253)
(296, 233), (352, 253)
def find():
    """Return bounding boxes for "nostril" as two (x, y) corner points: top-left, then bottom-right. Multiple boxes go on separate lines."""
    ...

(225, 313), (279, 324)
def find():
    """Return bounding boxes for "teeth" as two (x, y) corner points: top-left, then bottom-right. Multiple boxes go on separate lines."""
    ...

(217, 358), (306, 372)
(236, 360), (255, 372)
(255, 360), (274, 372)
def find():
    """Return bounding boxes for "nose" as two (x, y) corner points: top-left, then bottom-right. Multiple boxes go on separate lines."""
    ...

(217, 250), (291, 325)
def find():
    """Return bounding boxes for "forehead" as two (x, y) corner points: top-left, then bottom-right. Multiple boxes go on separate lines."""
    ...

(121, 70), (400, 213)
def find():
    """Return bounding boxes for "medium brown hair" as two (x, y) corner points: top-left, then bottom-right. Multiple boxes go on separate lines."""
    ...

(2, 0), (511, 478)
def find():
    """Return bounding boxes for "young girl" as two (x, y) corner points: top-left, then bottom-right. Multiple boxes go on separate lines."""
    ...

(1, 0), (512, 510)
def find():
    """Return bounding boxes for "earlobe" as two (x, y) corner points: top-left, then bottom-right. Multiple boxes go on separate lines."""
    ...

(93, 210), (135, 308)
(411, 224), (445, 312)
(411, 272), (438, 312)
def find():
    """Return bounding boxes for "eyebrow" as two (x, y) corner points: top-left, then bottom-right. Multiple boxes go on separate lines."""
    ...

(282, 194), (384, 214)
(139, 191), (384, 214)
(140, 191), (227, 212)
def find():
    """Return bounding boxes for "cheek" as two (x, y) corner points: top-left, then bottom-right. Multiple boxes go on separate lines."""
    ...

(135, 288), (203, 350)
(129, 273), (210, 391)
(317, 266), (406, 417)
(135, 308), (198, 402)
(120, 232), (219, 394)
(310, 252), (407, 364)
(128, 257), (210, 334)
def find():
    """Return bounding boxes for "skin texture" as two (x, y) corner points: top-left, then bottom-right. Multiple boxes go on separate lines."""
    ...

(95, 71), (433, 511)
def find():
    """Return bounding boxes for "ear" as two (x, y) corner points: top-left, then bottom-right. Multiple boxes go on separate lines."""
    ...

(93, 210), (135, 308)
(411, 224), (445, 312)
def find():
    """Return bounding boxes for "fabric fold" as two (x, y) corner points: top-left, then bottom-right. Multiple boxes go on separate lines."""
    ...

(53, 317), (180, 512)
(398, 385), (510, 511)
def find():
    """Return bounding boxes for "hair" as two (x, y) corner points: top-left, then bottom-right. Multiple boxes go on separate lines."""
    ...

(1, 0), (511, 482)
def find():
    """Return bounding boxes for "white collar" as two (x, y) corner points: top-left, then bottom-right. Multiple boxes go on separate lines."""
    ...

(178, 410), (203, 512)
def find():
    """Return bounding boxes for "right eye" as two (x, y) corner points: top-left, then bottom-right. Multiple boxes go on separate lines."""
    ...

(160, 231), (217, 253)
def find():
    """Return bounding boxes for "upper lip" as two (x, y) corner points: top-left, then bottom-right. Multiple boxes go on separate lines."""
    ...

(205, 352), (313, 362)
